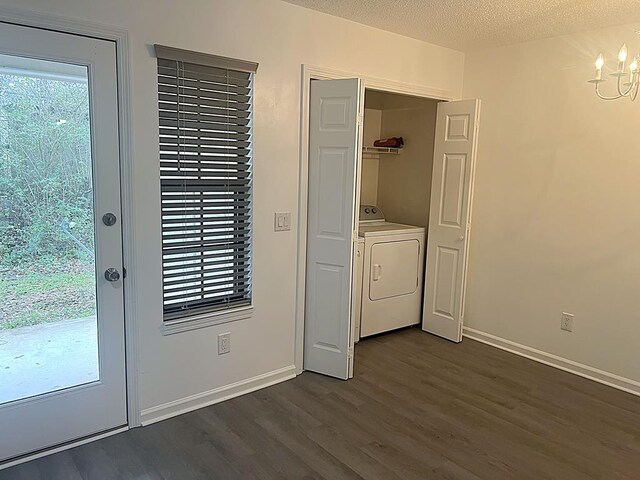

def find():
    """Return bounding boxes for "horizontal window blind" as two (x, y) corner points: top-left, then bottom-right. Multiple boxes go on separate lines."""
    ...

(156, 46), (257, 321)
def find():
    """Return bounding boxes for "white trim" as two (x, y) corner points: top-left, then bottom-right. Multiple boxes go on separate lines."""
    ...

(463, 327), (640, 397)
(294, 64), (456, 374)
(162, 306), (254, 335)
(0, 426), (128, 470)
(0, 6), (140, 426)
(0, 6), (127, 40)
(140, 365), (296, 425)
(301, 64), (455, 101)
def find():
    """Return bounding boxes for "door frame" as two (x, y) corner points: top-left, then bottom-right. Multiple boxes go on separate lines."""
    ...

(295, 64), (456, 374)
(0, 6), (140, 435)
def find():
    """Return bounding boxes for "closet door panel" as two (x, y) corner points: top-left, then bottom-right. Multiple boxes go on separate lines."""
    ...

(305, 78), (362, 379)
(423, 99), (481, 342)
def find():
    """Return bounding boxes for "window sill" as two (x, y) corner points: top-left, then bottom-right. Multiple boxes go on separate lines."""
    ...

(162, 305), (253, 336)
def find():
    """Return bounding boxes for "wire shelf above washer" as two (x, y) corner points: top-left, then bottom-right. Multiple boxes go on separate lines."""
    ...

(362, 146), (402, 156)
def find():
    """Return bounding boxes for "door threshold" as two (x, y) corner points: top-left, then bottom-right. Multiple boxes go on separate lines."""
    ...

(0, 425), (128, 470)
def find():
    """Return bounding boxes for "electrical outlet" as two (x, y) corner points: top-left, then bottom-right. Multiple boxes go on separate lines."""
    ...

(560, 312), (574, 332)
(218, 332), (231, 355)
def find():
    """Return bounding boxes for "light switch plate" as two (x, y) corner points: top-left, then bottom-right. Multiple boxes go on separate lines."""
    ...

(274, 212), (291, 232)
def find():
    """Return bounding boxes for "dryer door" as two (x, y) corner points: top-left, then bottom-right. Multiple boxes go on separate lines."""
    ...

(369, 240), (420, 300)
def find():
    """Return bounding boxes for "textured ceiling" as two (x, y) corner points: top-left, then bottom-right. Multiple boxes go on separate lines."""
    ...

(281, 0), (640, 51)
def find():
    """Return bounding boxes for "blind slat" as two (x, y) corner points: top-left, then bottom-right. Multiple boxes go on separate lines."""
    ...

(163, 251), (250, 267)
(163, 271), (251, 290)
(162, 243), (251, 256)
(159, 118), (251, 134)
(158, 92), (251, 113)
(158, 77), (252, 101)
(162, 279), (251, 300)
(163, 262), (250, 279)
(163, 298), (251, 320)
(157, 64), (252, 85)
(160, 137), (250, 149)
(160, 161), (251, 171)
(160, 215), (251, 226)
(159, 102), (251, 120)
(161, 194), (251, 202)
(159, 127), (250, 142)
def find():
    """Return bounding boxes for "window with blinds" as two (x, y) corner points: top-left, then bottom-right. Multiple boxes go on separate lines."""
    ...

(155, 45), (258, 323)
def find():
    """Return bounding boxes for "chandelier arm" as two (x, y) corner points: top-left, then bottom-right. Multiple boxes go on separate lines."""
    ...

(633, 74), (640, 101)
(595, 83), (624, 100)
(617, 76), (637, 97)
(616, 75), (624, 96)
(596, 78), (638, 100)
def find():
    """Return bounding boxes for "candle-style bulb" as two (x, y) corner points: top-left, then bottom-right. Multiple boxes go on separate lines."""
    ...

(595, 53), (605, 69)
(630, 57), (639, 73)
(618, 43), (628, 62)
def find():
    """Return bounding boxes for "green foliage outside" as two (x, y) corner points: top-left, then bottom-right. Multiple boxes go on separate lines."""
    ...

(0, 259), (95, 329)
(0, 71), (96, 329)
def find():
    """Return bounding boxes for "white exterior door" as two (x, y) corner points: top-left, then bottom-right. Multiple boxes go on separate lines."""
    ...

(0, 23), (126, 462)
(304, 78), (361, 379)
(422, 99), (481, 342)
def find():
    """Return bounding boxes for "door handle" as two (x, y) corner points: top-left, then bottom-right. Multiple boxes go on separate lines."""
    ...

(373, 264), (382, 281)
(104, 268), (121, 282)
(457, 235), (465, 242)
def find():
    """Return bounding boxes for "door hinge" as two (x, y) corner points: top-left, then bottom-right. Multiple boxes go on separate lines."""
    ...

(357, 114), (363, 126)
(348, 346), (354, 359)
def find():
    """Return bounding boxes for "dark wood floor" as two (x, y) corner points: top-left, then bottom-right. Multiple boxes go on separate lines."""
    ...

(3, 327), (640, 479)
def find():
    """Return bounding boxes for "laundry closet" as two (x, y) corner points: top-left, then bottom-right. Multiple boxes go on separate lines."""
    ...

(354, 90), (440, 341)
(304, 76), (480, 380)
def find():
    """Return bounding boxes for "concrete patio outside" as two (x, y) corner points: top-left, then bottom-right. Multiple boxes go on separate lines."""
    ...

(0, 317), (98, 405)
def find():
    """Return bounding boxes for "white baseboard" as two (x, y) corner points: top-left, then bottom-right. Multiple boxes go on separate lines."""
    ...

(463, 327), (640, 397)
(140, 365), (297, 425)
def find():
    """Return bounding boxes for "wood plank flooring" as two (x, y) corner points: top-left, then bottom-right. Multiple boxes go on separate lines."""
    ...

(2, 327), (640, 479)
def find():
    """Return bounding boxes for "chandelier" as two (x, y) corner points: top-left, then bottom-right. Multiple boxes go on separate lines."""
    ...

(589, 38), (639, 101)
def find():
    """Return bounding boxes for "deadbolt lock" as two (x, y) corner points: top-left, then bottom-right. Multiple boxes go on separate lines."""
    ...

(102, 213), (117, 226)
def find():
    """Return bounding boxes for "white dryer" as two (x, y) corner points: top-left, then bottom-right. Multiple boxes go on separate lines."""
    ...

(358, 205), (425, 338)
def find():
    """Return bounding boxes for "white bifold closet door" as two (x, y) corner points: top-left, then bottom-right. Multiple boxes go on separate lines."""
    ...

(422, 99), (481, 342)
(304, 78), (362, 380)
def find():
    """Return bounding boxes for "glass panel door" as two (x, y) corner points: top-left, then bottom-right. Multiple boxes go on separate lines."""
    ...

(0, 23), (126, 464)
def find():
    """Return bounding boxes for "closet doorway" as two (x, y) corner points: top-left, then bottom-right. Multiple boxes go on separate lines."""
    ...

(296, 66), (481, 380)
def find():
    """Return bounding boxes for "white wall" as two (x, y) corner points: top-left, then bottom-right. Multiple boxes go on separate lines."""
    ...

(0, 0), (465, 418)
(361, 108), (382, 205)
(377, 96), (438, 228)
(463, 23), (640, 386)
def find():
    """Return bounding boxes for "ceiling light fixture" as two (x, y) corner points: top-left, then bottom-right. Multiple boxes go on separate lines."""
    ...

(589, 34), (640, 101)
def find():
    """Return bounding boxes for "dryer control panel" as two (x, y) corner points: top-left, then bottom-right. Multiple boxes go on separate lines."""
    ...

(359, 204), (385, 222)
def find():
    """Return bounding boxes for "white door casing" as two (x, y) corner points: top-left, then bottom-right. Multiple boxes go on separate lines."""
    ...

(422, 99), (481, 342)
(0, 23), (126, 462)
(304, 78), (361, 380)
